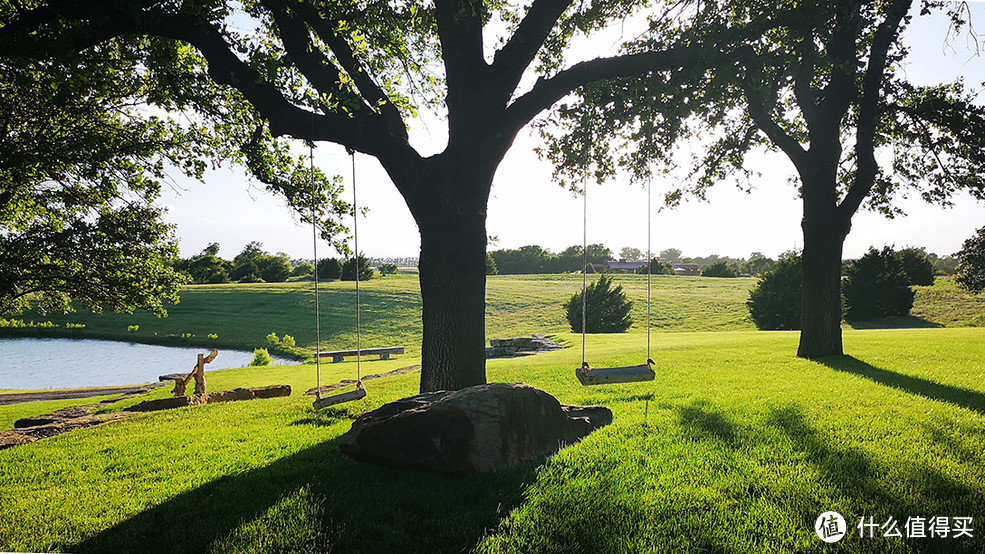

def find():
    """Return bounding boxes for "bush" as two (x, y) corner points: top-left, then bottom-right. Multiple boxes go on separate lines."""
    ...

(341, 256), (375, 281)
(897, 247), (935, 286)
(266, 332), (280, 345)
(635, 259), (674, 275)
(250, 348), (272, 366)
(486, 254), (498, 275)
(955, 226), (985, 293)
(746, 255), (803, 330)
(291, 262), (315, 278)
(282, 335), (296, 348)
(378, 263), (398, 276)
(701, 261), (739, 278)
(317, 258), (342, 280)
(565, 274), (633, 333)
(843, 247), (914, 321)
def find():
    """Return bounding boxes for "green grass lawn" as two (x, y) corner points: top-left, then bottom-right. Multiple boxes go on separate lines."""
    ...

(0, 274), (760, 356)
(1, 275), (984, 552)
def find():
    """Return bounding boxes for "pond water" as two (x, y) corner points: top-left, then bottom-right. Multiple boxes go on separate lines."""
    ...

(0, 338), (298, 390)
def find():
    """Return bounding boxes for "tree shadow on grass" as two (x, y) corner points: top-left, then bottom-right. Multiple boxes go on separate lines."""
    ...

(677, 400), (736, 446)
(818, 355), (985, 415)
(765, 404), (980, 540)
(846, 315), (943, 329)
(70, 420), (539, 553)
(671, 401), (981, 550)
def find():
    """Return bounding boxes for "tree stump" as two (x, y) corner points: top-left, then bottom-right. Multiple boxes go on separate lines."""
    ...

(172, 349), (218, 397)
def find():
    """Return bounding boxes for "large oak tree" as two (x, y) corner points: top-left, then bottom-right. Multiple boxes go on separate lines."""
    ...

(2, 0), (757, 392)
(545, 0), (985, 358)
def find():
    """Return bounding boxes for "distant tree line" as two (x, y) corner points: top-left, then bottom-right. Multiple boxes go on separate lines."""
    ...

(487, 245), (613, 275)
(487, 244), (959, 278)
(173, 242), (376, 284)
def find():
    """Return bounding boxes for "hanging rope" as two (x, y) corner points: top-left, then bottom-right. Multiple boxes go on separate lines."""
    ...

(349, 149), (362, 384)
(310, 143), (323, 400)
(581, 173), (589, 371)
(646, 174), (653, 366)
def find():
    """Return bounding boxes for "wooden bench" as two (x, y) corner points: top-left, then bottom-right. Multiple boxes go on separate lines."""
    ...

(317, 346), (404, 362)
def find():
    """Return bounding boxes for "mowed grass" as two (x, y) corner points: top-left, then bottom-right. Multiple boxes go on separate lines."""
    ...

(2, 274), (759, 356)
(1, 274), (984, 552)
(0, 328), (983, 552)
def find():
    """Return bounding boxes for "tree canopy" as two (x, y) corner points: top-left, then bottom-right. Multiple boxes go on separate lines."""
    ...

(543, 0), (985, 357)
(1, 0), (725, 391)
(8, 0), (979, 389)
(0, 31), (350, 316)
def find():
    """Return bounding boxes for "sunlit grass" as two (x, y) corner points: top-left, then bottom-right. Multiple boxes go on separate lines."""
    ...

(1, 329), (983, 552)
(1, 275), (984, 552)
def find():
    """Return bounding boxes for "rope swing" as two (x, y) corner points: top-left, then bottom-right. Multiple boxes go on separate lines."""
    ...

(312, 147), (367, 409)
(575, 172), (657, 387)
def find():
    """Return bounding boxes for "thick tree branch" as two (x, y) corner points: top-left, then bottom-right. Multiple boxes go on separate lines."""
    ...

(435, 0), (487, 114)
(133, 14), (410, 158)
(294, 1), (408, 138)
(1, 2), (409, 158)
(792, 38), (820, 127)
(743, 86), (809, 170)
(839, 0), (911, 217)
(261, 0), (369, 111)
(489, 0), (572, 105)
(503, 47), (701, 139)
(733, 45), (810, 170)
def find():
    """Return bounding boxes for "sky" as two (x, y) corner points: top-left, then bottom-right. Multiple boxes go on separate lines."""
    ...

(159, 3), (985, 263)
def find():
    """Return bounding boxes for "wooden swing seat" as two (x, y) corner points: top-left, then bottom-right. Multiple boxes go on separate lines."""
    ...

(312, 386), (367, 409)
(576, 362), (655, 386)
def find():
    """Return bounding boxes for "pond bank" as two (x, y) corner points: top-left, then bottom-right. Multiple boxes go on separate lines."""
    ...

(0, 383), (166, 406)
(0, 338), (299, 390)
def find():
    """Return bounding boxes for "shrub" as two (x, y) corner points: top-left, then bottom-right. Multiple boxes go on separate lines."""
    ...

(317, 258), (342, 280)
(266, 332), (280, 344)
(955, 226), (985, 293)
(843, 247), (914, 321)
(897, 247), (935, 286)
(378, 263), (398, 276)
(747, 255), (803, 330)
(341, 256), (375, 281)
(282, 334), (296, 348)
(565, 274), (633, 333)
(701, 261), (739, 278)
(250, 348), (272, 366)
(635, 259), (674, 275)
(486, 254), (498, 275)
(291, 262), (315, 278)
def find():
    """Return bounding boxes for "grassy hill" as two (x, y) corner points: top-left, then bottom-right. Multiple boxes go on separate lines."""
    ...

(0, 274), (760, 355)
(1, 275), (984, 552)
(4, 273), (976, 354)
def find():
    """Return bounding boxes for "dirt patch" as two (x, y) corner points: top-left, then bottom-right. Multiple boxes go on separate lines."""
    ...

(0, 382), (166, 406)
(305, 364), (421, 397)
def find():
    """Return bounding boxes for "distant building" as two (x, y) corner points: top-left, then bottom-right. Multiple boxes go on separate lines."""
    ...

(673, 263), (700, 276)
(589, 260), (648, 274)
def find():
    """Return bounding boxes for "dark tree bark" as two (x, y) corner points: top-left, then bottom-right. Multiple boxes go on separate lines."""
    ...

(798, 211), (851, 358)
(396, 151), (499, 392)
(416, 192), (490, 392)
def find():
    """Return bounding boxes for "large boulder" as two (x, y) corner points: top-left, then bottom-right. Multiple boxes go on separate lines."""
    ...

(338, 383), (612, 474)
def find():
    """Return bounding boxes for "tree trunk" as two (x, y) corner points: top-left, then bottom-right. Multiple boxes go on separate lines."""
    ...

(797, 213), (851, 358)
(414, 176), (491, 393)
